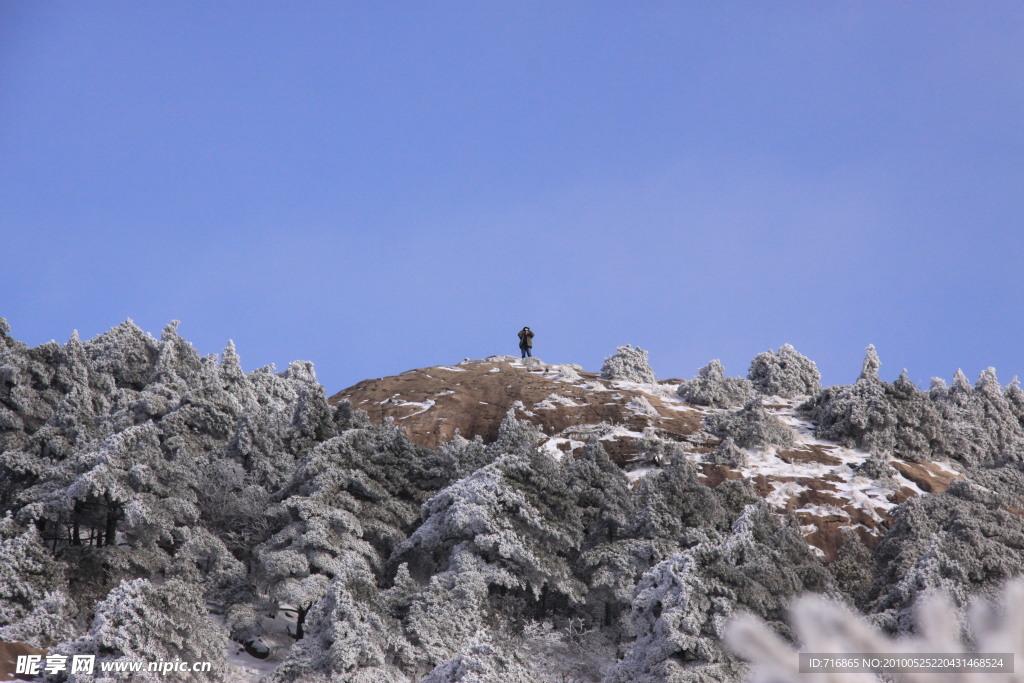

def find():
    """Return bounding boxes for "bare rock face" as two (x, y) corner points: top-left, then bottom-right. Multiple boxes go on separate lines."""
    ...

(330, 356), (962, 562)
(329, 356), (703, 461)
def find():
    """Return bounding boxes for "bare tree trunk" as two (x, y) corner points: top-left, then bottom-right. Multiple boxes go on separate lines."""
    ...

(294, 603), (310, 640)
(104, 493), (120, 547)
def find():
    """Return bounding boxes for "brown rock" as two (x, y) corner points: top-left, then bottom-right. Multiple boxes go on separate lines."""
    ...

(329, 358), (703, 461)
(891, 460), (960, 493)
(776, 445), (843, 467)
(0, 641), (47, 681)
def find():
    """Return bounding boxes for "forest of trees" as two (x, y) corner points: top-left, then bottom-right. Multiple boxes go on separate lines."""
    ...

(3, 320), (1024, 681)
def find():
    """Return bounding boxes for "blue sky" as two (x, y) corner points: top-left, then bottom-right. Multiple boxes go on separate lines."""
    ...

(2, 2), (1023, 393)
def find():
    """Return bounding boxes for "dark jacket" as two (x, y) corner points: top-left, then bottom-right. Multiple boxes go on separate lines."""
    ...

(518, 328), (534, 348)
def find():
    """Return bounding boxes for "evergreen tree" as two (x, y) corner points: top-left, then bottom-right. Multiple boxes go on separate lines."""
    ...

(705, 398), (796, 449)
(268, 555), (411, 682)
(602, 345), (657, 384)
(610, 503), (835, 682)
(0, 519), (68, 633)
(47, 578), (228, 682)
(869, 467), (1024, 633)
(747, 344), (821, 398)
(677, 360), (754, 408)
(570, 440), (639, 628)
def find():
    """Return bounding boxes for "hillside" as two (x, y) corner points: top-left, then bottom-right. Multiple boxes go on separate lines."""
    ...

(331, 354), (958, 561)
(3, 321), (1024, 681)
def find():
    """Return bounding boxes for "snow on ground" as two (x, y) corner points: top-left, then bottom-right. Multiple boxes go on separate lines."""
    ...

(542, 437), (588, 460)
(599, 425), (647, 441)
(766, 480), (809, 507)
(395, 399), (436, 419)
(213, 606), (299, 683)
(512, 400), (537, 417)
(625, 465), (658, 484)
(607, 388), (944, 539)
(534, 393), (585, 410)
(626, 396), (659, 418)
(795, 503), (851, 520)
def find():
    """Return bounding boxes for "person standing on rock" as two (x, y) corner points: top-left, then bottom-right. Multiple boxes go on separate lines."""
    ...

(518, 326), (534, 358)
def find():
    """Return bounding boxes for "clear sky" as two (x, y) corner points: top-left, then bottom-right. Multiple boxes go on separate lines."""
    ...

(2, 2), (1023, 393)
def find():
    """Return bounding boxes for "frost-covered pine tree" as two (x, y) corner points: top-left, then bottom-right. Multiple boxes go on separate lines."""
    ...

(868, 467), (1024, 633)
(629, 454), (735, 564)
(709, 436), (748, 467)
(388, 416), (586, 672)
(609, 503), (835, 682)
(399, 547), (501, 675)
(422, 640), (537, 683)
(268, 554), (412, 682)
(826, 529), (875, 610)
(803, 346), (1024, 465)
(255, 420), (450, 639)
(800, 345), (902, 456)
(705, 398), (796, 449)
(0, 589), (76, 648)
(82, 320), (160, 391)
(929, 366), (1024, 467)
(255, 492), (376, 639)
(0, 518), (69, 636)
(570, 440), (640, 628)
(46, 578), (228, 682)
(438, 431), (492, 479)
(747, 344), (821, 398)
(31, 422), (202, 578)
(392, 448), (585, 620)
(601, 345), (657, 384)
(677, 360), (754, 408)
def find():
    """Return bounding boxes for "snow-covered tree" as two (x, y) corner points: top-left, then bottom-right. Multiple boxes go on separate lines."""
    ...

(0, 589), (76, 648)
(705, 398), (796, 449)
(255, 421), (449, 639)
(601, 345), (656, 384)
(709, 436), (748, 467)
(0, 519), (68, 634)
(609, 503), (835, 682)
(930, 366), (1024, 467)
(677, 360), (754, 408)
(827, 529), (875, 610)
(570, 440), (639, 628)
(82, 320), (160, 391)
(389, 416), (587, 671)
(802, 346), (1024, 465)
(869, 467), (1024, 633)
(268, 555), (411, 682)
(422, 637), (537, 683)
(47, 578), (228, 682)
(392, 451), (585, 623)
(629, 455), (736, 564)
(747, 344), (821, 398)
(800, 345), (905, 457)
